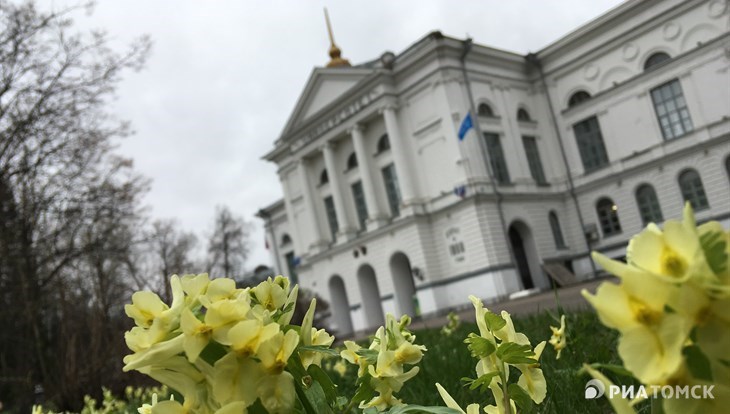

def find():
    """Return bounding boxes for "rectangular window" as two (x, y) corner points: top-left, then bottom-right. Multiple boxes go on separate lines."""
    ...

(483, 132), (510, 185)
(522, 136), (547, 184)
(382, 164), (401, 217)
(323, 196), (338, 240)
(573, 116), (609, 173)
(651, 79), (692, 140)
(351, 181), (368, 231)
(284, 251), (298, 285)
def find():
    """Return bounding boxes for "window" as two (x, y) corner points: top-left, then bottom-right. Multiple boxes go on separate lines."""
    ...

(319, 169), (329, 185)
(284, 251), (298, 285)
(478, 103), (495, 118)
(678, 169), (709, 211)
(644, 52), (671, 71)
(573, 116), (609, 173)
(483, 132), (510, 185)
(281, 233), (292, 246)
(568, 90), (591, 108)
(346, 152), (358, 170)
(351, 181), (368, 230)
(596, 198), (622, 237)
(323, 196), (338, 239)
(377, 134), (390, 153)
(651, 79), (692, 140)
(549, 211), (567, 249)
(726, 155), (730, 181)
(522, 136), (547, 184)
(635, 184), (663, 225)
(517, 108), (531, 122)
(382, 164), (401, 217)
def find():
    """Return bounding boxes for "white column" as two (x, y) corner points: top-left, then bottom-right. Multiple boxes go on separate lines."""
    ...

(349, 124), (388, 225)
(381, 104), (416, 203)
(297, 158), (325, 250)
(322, 141), (356, 239)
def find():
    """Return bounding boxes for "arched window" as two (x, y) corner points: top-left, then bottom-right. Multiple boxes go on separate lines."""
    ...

(478, 103), (495, 118)
(319, 169), (329, 185)
(281, 233), (292, 246)
(549, 211), (567, 249)
(346, 152), (358, 170)
(596, 197), (622, 237)
(644, 52), (671, 71)
(517, 108), (531, 122)
(377, 134), (390, 153)
(635, 184), (663, 225)
(568, 90), (591, 108)
(678, 169), (709, 210)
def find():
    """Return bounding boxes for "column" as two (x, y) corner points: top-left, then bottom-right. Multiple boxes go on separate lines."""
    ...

(322, 141), (357, 240)
(381, 104), (417, 203)
(349, 123), (388, 227)
(297, 158), (326, 250)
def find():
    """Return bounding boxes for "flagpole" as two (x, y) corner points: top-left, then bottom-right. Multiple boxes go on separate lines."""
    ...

(459, 38), (518, 287)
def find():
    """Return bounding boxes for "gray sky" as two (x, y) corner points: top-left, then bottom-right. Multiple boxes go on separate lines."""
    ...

(46, 0), (626, 271)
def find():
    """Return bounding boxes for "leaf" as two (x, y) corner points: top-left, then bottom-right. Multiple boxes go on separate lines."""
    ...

(464, 333), (496, 358)
(198, 341), (226, 366)
(385, 405), (462, 413)
(496, 342), (536, 365)
(356, 348), (380, 365)
(287, 354), (334, 414)
(298, 345), (340, 357)
(307, 364), (337, 405)
(484, 311), (506, 331)
(683, 345), (713, 381)
(507, 383), (534, 411)
(349, 373), (375, 409)
(462, 371), (500, 392)
(589, 363), (635, 378)
(699, 228), (728, 275)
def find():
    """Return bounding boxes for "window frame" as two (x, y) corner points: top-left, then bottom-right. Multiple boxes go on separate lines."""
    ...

(323, 195), (339, 240)
(635, 184), (663, 225)
(573, 116), (609, 173)
(549, 211), (567, 250)
(351, 180), (368, 231)
(650, 79), (693, 140)
(483, 132), (511, 185)
(382, 163), (401, 217)
(522, 135), (547, 184)
(678, 169), (709, 211)
(596, 197), (622, 237)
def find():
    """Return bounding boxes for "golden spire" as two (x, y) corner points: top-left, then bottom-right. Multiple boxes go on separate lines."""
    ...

(324, 8), (351, 68)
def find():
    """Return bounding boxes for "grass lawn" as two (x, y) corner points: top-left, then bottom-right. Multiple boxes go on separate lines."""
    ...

(326, 310), (652, 413)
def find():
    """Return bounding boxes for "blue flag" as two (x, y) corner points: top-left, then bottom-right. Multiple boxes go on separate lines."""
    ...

(457, 113), (473, 141)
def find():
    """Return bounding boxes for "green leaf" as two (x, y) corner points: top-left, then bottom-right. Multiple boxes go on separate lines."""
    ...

(356, 348), (380, 365)
(287, 354), (334, 414)
(484, 311), (506, 331)
(307, 364), (337, 405)
(589, 363), (635, 378)
(507, 383), (534, 411)
(385, 405), (462, 413)
(683, 345), (713, 381)
(461, 371), (500, 392)
(700, 228), (728, 275)
(464, 333), (496, 358)
(298, 345), (340, 357)
(496, 342), (536, 365)
(349, 373), (375, 409)
(198, 341), (227, 366)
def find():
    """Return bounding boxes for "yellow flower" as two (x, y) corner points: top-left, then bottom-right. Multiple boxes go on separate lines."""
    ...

(549, 315), (567, 359)
(340, 341), (368, 377)
(227, 319), (280, 357)
(515, 341), (547, 404)
(435, 383), (482, 414)
(333, 359), (347, 376)
(211, 353), (259, 407)
(256, 371), (296, 414)
(252, 277), (288, 312)
(258, 329), (299, 374)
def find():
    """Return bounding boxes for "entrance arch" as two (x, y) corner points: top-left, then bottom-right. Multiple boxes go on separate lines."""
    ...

(328, 275), (353, 336)
(357, 264), (385, 329)
(508, 221), (545, 290)
(390, 252), (417, 317)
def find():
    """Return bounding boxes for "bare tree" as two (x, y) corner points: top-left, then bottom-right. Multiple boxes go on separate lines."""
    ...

(207, 205), (250, 278)
(0, 1), (150, 410)
(149, 219), (198, 300)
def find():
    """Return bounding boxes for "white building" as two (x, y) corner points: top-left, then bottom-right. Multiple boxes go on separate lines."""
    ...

(258, 0), (730, 336)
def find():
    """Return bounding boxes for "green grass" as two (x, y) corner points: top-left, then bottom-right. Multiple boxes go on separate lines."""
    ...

(326, 310), (652, 413)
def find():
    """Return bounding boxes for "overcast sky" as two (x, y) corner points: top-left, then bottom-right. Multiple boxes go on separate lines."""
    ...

(42, 0), (626, 271)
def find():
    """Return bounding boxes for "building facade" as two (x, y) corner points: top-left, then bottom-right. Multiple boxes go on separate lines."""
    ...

(258, 0), (730, 336)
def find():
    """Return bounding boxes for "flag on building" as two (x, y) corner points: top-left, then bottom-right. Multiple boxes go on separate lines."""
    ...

(457, 113), (473, 141)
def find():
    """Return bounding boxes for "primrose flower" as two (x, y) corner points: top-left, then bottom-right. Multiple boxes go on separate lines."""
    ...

(549, 314), (566, 359)
(436, 383), (482, 414)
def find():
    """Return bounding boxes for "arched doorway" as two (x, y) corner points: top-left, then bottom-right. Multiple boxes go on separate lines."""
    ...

(390, 252), (417, 317)
(357, 264), (385, 329)
(328, 275), (353, 336)
(508, 221), (545, 290)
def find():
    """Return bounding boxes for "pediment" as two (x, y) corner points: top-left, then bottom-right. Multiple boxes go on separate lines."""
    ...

(279, 67), (373, 139)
